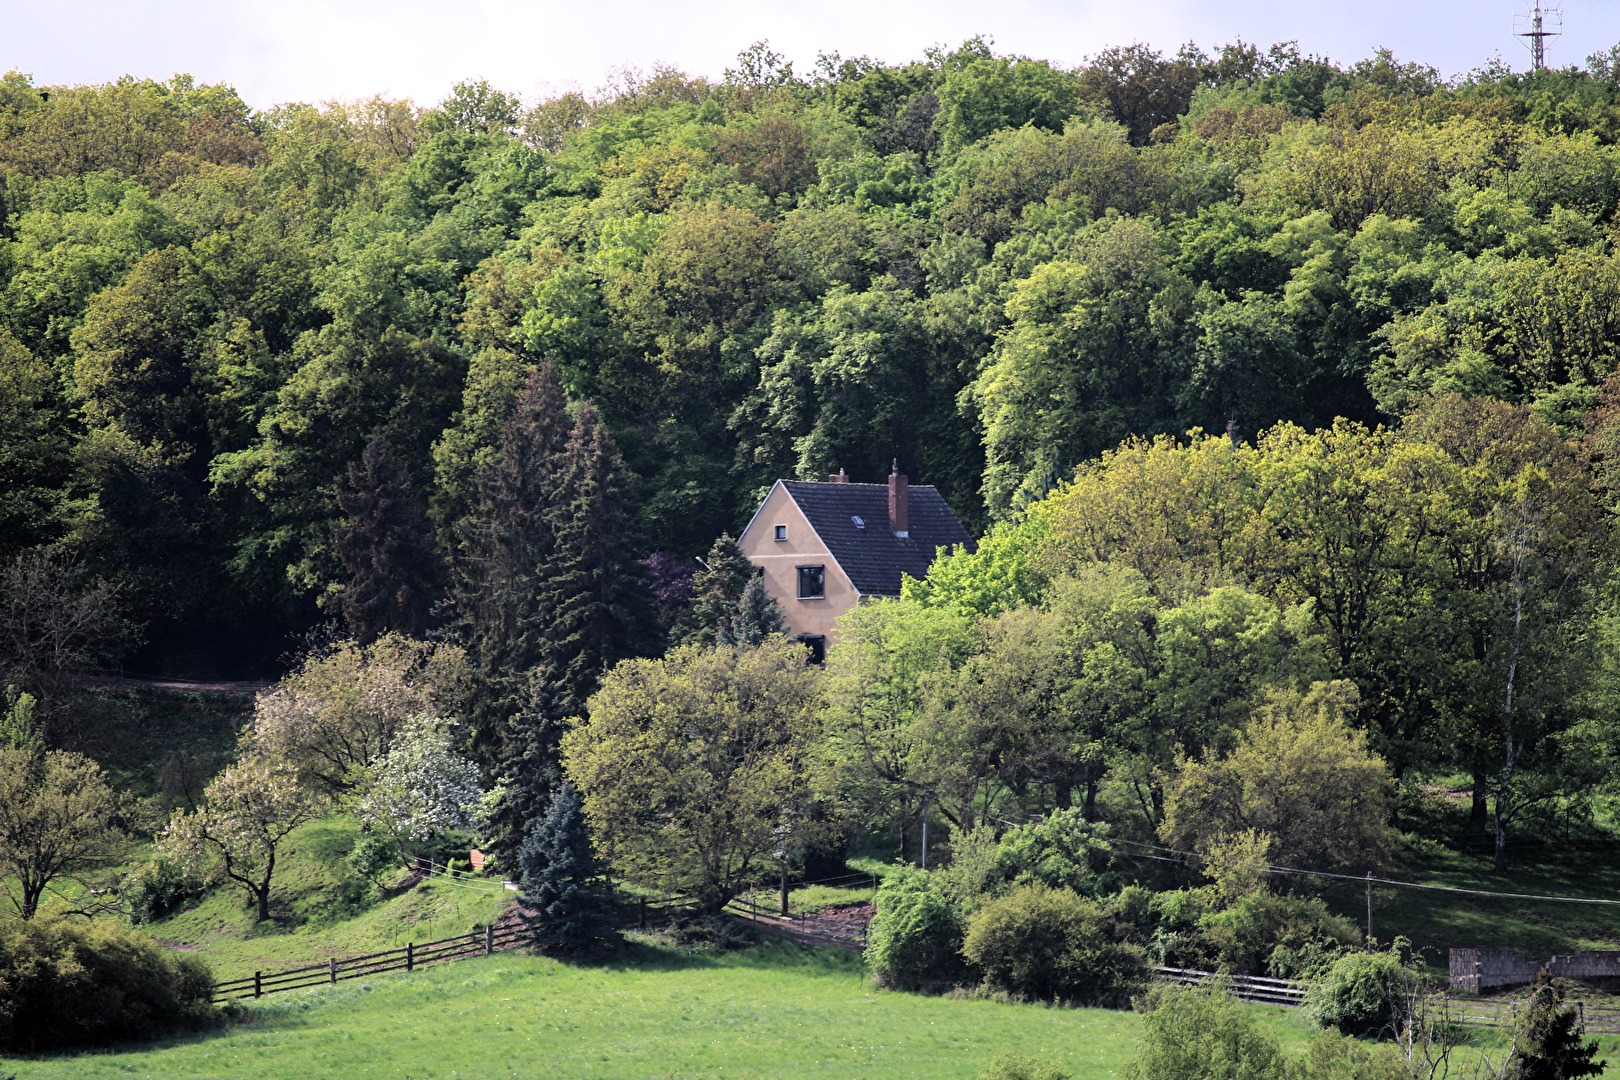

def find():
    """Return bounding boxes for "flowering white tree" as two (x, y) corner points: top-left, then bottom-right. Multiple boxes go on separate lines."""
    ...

(358, 715), (484, 853)
(161, 758), (318, 922)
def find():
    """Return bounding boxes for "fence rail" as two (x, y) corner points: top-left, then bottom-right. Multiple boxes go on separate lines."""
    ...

(1146, 966), (1620, 1036)
(1439, 997), (1620, 1036)
(211, 921), (530, 1003)
(724, 893), (871, 950)
(1149, 965), (1309, 1007)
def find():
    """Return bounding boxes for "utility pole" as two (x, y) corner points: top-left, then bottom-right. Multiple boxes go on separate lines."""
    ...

(1516, 1), (1563, 71)
(1366, 871), (1374, 947)
(919, 790), (931, 870)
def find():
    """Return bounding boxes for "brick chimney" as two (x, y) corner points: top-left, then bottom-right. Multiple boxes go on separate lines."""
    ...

(826, 468), (850, 483)
(888, 460), (909, 537)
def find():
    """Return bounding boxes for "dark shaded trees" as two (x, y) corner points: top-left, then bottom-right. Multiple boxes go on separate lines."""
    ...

(675, 533), (756, 647)
(534, 401), (649, 717)
(333, 434), (443, 643)
(454, 363), (572, 744)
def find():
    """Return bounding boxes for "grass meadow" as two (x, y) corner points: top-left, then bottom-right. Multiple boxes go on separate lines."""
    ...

(2, 942), (1158, 1079)
(11, 936), (1605, 1080)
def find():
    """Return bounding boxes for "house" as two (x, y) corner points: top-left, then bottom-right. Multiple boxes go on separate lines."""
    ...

(737, 463), (974, 659)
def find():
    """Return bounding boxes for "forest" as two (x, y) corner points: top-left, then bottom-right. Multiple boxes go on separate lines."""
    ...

(7, 35), (1620, 1071)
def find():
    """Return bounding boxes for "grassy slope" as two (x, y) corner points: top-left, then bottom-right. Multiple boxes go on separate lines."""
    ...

(1314, 836), (1620, 963)
(142, 817), (511, 981)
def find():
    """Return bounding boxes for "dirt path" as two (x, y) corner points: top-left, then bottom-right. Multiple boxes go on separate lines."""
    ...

(737, 901), (872, 950)
(91, 674), (271, 696)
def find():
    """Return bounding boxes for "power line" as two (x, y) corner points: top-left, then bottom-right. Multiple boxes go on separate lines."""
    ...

(1108, 837), (1620, 908)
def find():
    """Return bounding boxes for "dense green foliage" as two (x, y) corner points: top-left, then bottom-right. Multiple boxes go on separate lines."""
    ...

(863, 864), (965, 990)
(0, 918), (213, 1050)
(1122, 984), (1293, 1080)
(960, 883), (1145, 1004)
(1302, 946), (1417, 1038)
(14, 39), (1620, 1058)
(6, 42), (1620, 673)
(1506, 976), (1607, 1079)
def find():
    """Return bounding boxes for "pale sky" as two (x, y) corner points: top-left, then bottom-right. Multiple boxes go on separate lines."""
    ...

(9, 0), (1620, 109)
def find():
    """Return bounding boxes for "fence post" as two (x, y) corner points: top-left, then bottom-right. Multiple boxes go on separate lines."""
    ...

(780, 870), (789, 917)
(406, 942), (414, 972)
(329, 957), (337, 985)
(254, 970), (262, 999)
(485, 924), (494, 955)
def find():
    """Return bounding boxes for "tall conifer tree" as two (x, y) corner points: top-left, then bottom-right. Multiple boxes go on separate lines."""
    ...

(454, 362), (571, 750)
(718, 574), (785, 646)
(518, 781), (619, 955)
(673, 533), (755, 646)
(536, 401), (650, 716)
(333, 435), (443, 644)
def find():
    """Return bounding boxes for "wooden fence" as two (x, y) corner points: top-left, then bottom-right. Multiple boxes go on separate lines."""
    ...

(1148, 965), (1620, 1036)
(725, 894), (870, 950)
(1441, 995), (1620, 1036)
(1149, 965), (1309, 1007)
(211, 920), (531, 1003)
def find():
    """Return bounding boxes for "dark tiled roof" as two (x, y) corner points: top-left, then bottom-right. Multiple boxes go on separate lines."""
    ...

(783, 481), (974, 597)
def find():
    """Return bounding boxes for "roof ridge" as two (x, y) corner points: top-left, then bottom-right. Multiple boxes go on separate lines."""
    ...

(784, 479), (943, 490)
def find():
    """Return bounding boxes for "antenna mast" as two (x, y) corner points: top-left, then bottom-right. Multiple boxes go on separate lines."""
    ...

(1515, 1), (1563, 70)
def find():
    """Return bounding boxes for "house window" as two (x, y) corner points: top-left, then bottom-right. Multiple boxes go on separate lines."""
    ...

(774, 524), (787, 541)
(798, 635), (827, 665)
(797, 565), (825, 599)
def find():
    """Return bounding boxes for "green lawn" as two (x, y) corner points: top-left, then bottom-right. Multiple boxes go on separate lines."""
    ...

(3, 942), (1153, 1079)
(10, 938), (1607, 1080)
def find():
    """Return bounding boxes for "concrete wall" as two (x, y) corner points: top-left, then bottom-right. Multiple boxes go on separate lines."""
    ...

(738, 483), (858, 643)
(1450, 948), (1542, 994)
(1451, 948), (1620, 993)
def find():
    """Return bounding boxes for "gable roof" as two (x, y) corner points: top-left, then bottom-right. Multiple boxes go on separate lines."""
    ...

(780, 481), (974, 597)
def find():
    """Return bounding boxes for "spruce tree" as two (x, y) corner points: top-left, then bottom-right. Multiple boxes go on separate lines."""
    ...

(1507, 976), (1606, 1080)
(673, 533), (755, 646)
(484, 676), (568, 864)
(518, 782), (619, 955)
(718, 574), (785, 646)
(535, 401), (650, 717)
(333, 434), (443, 644)
(454, 363), (571, 752)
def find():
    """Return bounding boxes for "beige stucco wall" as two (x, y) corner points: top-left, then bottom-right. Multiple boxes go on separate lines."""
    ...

(738, 483), (859, 642)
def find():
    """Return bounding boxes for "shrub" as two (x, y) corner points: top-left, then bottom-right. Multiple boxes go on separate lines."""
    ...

(977, 1050), (1072, 1080)
(961, 884), (1144, 1004)
(1294, 1030), (1413, 1079)
(124, 855), (207, 924)
(664, 911), (759, 952)
(939, 812), (1117, 911)
(1305, 946), (1419, 1037)
(347, 831), (399, 884)
(0, 918), (214, 1050)
(1122, 983), (1290, 1080)
(1195, 892), (1359, 977)
(864, 865), (965, 991)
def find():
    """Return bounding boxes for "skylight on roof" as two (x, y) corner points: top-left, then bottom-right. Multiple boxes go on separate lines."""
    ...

(852, 515), (865, 528)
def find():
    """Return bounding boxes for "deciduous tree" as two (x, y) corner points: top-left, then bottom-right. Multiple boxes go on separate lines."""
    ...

(161, 757), (318, 922)
(0, 745), (128, 919)
(562, 638), (822, 911)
